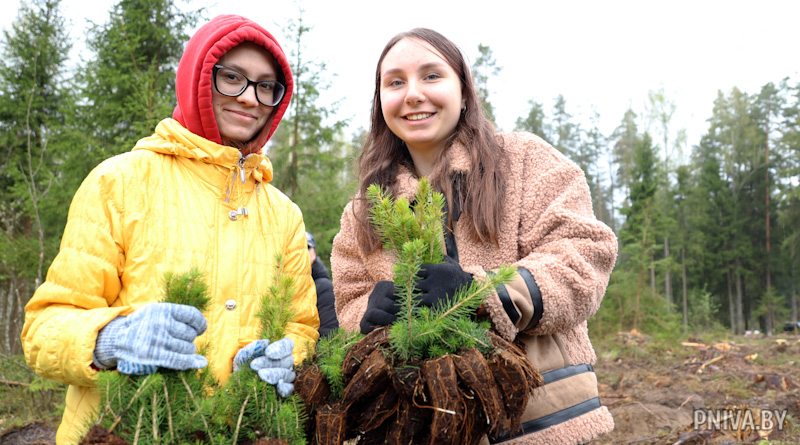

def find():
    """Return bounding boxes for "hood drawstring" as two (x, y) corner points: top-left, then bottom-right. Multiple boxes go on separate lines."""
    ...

(226, 155), (250, 221)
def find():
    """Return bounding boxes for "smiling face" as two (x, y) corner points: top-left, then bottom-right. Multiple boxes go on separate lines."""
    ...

(212, 43), (279, 146)
(379, 37), (465, 159)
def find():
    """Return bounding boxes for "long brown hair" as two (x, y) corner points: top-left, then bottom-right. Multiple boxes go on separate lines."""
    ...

(355, 28), (506, 252)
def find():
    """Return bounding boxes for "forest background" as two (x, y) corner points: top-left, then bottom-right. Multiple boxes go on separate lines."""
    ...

(0, 1), (799, 437)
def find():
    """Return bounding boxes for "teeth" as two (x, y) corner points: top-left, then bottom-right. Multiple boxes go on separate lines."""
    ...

(406, 113), (432, 121)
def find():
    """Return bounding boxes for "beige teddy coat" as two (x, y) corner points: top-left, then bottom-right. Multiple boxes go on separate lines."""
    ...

(332, 132), (618, 444)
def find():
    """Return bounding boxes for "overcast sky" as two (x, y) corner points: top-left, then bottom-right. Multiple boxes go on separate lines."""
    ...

(4, 0), (800, 153)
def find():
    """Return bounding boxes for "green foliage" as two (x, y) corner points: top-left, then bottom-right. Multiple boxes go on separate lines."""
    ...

(257, 255), (295, 341)
(92, 269), (216, 443)
(548, 95), (581, 160)
(514, 99), (547, 140)
(162, 267), (210, 310)
(367, 178), (513, 362)
(687, 289), (723, 332)
(206, 255), (307, 445)
(308, 328), (364, 399)
(0, 0), (77, 352)
(206, 370), (306, 445)
(95, 369), (214, 443)
(268, 14), (356, 271)
(471, 43), (500, 125)
(0, 353), (65, 428)
(91, 268), (307, 444)
(79, 0), (200, 164)
(367, 179), (444, 266)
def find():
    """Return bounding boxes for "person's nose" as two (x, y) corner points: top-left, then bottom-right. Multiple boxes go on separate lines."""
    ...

(404, 80), (425, 105)
(237, 83), (260, 106)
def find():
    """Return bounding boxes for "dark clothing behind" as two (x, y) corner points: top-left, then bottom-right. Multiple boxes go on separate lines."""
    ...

(312, 258), (339, 337)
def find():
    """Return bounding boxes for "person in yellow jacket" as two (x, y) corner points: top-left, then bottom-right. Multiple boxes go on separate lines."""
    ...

(21, 15), (319, 444)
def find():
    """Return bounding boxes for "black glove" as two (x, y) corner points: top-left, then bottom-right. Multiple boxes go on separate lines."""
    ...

(415, 256), (473, 308)
(360, 281), (399, 334)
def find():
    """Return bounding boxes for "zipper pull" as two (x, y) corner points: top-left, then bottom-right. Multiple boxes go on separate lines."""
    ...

(238, 157), (246, 183)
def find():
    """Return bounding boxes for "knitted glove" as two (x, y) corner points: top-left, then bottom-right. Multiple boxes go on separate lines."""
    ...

(360, 281), (399, 334)
(232, 339), (269, 372)
(248, 337), (295, 397)
(93, 303), (208, 375)
(415, 256), (473, 308)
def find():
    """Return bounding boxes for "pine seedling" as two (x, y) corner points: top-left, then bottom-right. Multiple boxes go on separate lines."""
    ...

(91, 267), (213, 444)
(162, 268), (210, 310)
(310, 328), (364, 398)
(257, 254), (295, 340)
(208, 253), (307, 445)
(366, 178), (514, 363)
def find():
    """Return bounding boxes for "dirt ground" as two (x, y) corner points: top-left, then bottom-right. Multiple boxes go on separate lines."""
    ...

(2, 331), (798, 445)
(589, 330), (800, 445)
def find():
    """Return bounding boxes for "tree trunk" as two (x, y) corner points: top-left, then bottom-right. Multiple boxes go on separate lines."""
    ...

(664, 237), (672, 306)
(2, 281), (11, 354)
(681, 247), (688, 331)
(764, 134), (774, 336)
(734, 259), (745, 334)
(792, 244), (798, 326)
(727, 269), (736, 335)
(650, 263), (656, 299)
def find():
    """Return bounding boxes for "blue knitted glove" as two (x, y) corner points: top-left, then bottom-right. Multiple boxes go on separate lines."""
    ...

(248, 337), (295, 397)
(93, 303), (208, 375)
(232, 339), (269, 372)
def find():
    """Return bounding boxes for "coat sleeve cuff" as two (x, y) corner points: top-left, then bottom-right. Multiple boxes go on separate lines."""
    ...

(463, 265), (518, 342)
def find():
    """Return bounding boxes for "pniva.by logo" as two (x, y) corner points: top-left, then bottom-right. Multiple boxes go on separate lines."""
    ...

(693, 408), (788, 432)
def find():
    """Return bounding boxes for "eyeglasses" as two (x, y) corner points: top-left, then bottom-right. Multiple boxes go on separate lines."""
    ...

(213, 64), (286, 107)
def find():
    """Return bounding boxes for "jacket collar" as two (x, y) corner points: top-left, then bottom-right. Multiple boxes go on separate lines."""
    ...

(132, 118), (273, 184)
(394, 140), (471, 199)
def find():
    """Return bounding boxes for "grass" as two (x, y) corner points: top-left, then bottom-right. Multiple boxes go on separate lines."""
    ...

(0, 353), (65, 433)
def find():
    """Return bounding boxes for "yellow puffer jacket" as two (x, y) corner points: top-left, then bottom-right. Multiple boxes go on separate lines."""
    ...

(21, 118), (319, 444)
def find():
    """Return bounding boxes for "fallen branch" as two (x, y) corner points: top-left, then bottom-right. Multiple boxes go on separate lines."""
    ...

(0, 378), (28, 387)
(697, 355), (724, 373)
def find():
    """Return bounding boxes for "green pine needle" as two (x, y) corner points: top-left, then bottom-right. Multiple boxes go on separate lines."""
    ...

(257, 254), (296, 341)
(366, 178), (515, 363)
(162, 267), (210, 310)
(312, 328), (364, 398)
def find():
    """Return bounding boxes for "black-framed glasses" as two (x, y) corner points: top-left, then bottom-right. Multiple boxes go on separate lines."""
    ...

(213, 64), (286, 107)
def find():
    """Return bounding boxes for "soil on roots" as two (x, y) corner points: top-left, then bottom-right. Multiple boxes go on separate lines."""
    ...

(295, 327), (542, 445)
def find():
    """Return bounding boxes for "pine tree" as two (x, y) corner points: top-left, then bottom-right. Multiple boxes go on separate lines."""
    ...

(268, 13), (354, 265)
(0, 0), (73, 354)
(514, 99), (547, 141)
(599, 133), (679, 335)
(547, 95), (581, 161)
(471, 43), (500, 126)
(78, 0), (199, 166)
(777, 79), (800, 326)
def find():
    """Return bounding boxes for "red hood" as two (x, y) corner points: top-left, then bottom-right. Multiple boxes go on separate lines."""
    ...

(172, 15), (293, 154)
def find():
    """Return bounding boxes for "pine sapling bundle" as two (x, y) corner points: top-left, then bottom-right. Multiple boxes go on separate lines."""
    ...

(84, 259), (309, 445)
(207, 254), (307, 445)
(84, 268), (213, 445)
(295, 178), (543, 444)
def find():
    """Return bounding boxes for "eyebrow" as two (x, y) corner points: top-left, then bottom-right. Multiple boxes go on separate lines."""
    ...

(381, 61), (449, 78)
(221, 63), (278, 81)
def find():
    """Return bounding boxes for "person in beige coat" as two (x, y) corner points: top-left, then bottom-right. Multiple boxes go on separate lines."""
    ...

(331, 27), (618, 445)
